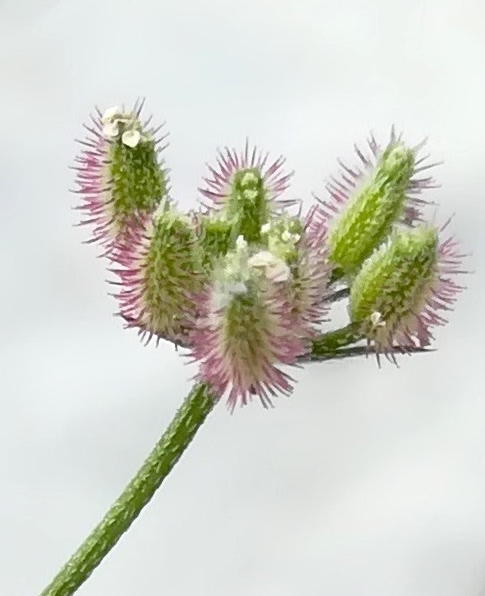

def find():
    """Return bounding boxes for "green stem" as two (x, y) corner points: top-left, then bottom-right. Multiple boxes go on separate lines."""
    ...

(306, 324), (432, 362)
(306, 323), (362, 361)
(39, 383), (216, 596)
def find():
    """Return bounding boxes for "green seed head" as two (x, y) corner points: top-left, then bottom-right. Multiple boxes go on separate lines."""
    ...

(103, 106), (168, 236)
(197, 214), (237, 272)
(349, 226), (438, 344)
(225, 168), (271, 243)
(328, 143), (416, 274)
(116, 206), (202, 344)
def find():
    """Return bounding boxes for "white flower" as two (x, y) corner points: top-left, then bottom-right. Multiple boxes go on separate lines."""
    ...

(223, 237), (250, 282)
(102, 121), (120, 139)
(248, 250), (274, 269)
(248, 250), (291, 282)
(235, 235), (248, 251)
(261, 223), (271, 234)
(226, 280), (248, 295)
(268, 262), (291, 282)
(122, 129), (141, 148)
(281, 230), (300, 244)
(102, 105), (122, 124)
(370, 311), (386, 328)
(211, 280), (248, 313)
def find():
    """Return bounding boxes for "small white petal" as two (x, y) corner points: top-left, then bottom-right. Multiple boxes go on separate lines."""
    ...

(102, 105), (122, 123)
(370, 311), (386, 327)
(281, 230), (291, 242)
(261, 223), (271, 234)
(211, 280), (248, 313)
(102, 122), (120, 138)
(227, 281), (247, 295)
(122, 129), (141, 148)
(235, 235), (248, 251)
(268, 262), (291, 282)
(370, 311), (381, 325)
(248, 250), (275, 268)
(248, 251), (290, 282)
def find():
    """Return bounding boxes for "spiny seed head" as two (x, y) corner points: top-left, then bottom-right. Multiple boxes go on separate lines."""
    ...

(199, 142), (295, 244)
(111, 205), (202, 347)
(195, 213), (236, 272)
(349, 221), (464, 361)
(228, 168), (269, 243)
(260, 208), (332, 342)
(327, 143), (415, 274)
(317, 130), (438, 276)
(189, 238), (306, 410)
(289, 205), (332, 337)
(73, 101), (169, 253)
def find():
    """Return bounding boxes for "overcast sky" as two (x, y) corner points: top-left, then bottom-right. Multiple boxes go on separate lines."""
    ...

(0, 1), (484, 595)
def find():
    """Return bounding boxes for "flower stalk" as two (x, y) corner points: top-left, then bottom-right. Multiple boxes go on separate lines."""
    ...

(39, 383), (216, 596)
(38, 330), (365, 596)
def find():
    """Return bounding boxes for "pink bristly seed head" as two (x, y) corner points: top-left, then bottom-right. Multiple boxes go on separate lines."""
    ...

(349, 220), (465, 363)
(316, 129), (439, 276)
(189, 236), (308, 410)
(111, 205), (202, 347)
(73, 101), (169, 254)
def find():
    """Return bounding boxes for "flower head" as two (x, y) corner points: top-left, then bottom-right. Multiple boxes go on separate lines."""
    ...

(73, 100), (169, 253)
(189, 237), (307, 410)
(315, 129), (439, 276)
(349, 220), (465, 362)
(262, 208), (332, 342)
(293, 205), (332, 333)
(110, 204), (202, 346)
(199, 142), (295, 243)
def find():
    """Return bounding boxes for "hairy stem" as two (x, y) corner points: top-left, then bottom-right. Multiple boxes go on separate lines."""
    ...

(39, 383), (216, 596)
(38, 327), (427, 596)
(304, 324), (431, 362)
(302, 323), (362, 362)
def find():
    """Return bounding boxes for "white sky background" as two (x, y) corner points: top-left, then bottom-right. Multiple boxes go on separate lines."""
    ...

(0, 0), (484, 594)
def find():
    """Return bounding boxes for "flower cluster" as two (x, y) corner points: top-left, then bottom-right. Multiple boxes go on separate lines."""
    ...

(73, 104), (465, 409)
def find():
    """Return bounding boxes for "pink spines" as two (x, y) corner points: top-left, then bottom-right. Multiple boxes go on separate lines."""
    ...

(316, 129), (439, 230)
(199, 140), (295, 212)
(288, 205), (332, 342)
(73, 102), (169, 256)
(189, 247), (307, 410)
(109, 208), (202, 348)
